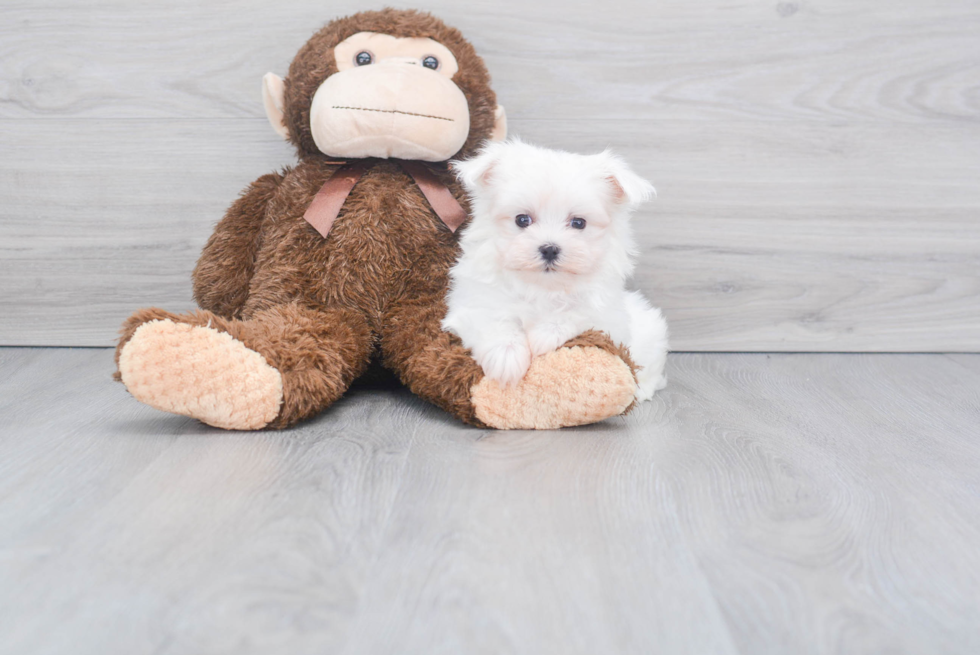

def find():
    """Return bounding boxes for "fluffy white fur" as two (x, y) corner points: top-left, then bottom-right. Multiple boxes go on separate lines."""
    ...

(442, 139), (669, 402)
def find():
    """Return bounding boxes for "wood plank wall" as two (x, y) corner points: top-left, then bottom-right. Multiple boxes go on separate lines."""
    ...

(1, 0), (978, 350)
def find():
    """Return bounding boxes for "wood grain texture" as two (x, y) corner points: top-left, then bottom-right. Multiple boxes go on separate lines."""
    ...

(2, 1), (977, 123)
(0, 348), (422, 654)
(1, 118), (977, 349)
(1, 348), (979, 653)
(648, 353), (980, 653)
(1, 0), (979, 350)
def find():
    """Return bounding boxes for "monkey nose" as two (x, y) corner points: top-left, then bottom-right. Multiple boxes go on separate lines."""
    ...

(539, 244), (561, 263)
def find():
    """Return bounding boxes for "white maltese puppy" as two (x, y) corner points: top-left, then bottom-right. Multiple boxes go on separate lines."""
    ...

(442, 140), (669, 402)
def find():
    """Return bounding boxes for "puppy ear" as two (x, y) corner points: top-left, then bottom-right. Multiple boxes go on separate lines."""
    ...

(490, 105), (507, 141)
(452, 142), (502, 191)
(601, 151), (656, 208)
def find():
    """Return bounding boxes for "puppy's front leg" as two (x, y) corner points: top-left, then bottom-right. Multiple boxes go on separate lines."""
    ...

(445, 309), (531, 386)
(476, 324), (532, 387)
(526, 320), (583, 357)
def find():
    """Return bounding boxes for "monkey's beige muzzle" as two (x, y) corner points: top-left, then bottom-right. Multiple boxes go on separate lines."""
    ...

(309, 60), (471, 162)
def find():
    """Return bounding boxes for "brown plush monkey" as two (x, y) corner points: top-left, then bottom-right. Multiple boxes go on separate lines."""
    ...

(115, 9), (639, 430)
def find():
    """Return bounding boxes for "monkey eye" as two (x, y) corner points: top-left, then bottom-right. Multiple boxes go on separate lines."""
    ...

(515, 214), (533, 228)
(422, 56), (439, 70)
(355, 51), (373, 66)
(570, 217), (587, 230)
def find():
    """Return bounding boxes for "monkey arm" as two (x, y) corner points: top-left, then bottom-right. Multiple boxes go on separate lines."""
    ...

(192, 172), (285, 318)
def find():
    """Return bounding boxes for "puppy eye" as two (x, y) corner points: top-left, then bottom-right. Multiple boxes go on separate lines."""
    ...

(570, 217), (587, 230)
(355, 51), (373, 66)
(515, 214), (533, 228)
(422, 56), (439, 70)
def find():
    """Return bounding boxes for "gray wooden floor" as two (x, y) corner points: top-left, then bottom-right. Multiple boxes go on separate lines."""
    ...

(2, 348), (978, 654)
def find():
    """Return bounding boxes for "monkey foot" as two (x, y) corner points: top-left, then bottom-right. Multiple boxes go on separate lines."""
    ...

(470, 344), (637, 430)
(118, 319), (283, 430)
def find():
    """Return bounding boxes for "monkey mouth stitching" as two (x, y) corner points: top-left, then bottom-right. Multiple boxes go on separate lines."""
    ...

(331, 106), (454, 122)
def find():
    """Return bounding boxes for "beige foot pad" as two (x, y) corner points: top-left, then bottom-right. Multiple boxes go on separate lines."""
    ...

(471, 345), (637, 430)
(118, 319), (283, 430)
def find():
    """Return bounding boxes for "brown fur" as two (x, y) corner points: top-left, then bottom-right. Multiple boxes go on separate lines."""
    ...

(283, 9), (497, 161)
(115, 9), (634, 429)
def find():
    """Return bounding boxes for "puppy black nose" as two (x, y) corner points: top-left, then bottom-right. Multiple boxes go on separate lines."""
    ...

(539, 244), (560, 263)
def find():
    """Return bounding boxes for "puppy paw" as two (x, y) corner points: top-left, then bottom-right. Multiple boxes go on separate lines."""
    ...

(633, 356), (668, 403)
(634, 374), (667, 402)
(477, 340), (531, 387)
(527, 322), (578, 357)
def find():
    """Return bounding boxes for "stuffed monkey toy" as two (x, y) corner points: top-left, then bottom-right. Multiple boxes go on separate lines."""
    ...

(115, 9), (639, 430)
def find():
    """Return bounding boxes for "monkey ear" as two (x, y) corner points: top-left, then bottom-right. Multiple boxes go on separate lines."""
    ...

(602, 150), (656, 208)
(262, 73), (289, 140)
(490, 105), (507, 142)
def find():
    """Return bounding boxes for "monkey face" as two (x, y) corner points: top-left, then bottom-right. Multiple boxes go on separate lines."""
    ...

(264, 13), (508, 164)
(308, 32), (471, 161)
